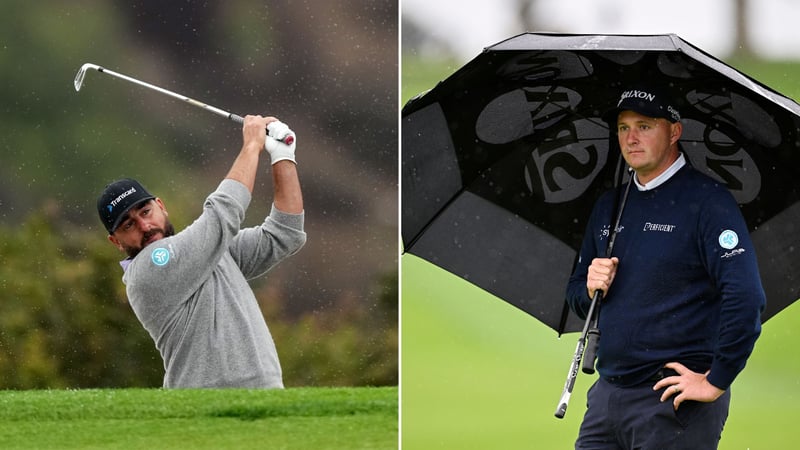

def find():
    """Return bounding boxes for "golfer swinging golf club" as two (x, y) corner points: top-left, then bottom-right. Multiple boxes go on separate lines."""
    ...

(566, 84), (765, 449)
(97, 115), (305, 388)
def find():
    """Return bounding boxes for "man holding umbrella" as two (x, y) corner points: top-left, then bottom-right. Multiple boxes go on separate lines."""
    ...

(566, 85), (765, 449)
(96, 115), (306, 388)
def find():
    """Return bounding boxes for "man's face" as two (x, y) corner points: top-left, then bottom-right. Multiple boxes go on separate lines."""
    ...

(616, 110), (682, 184)
(108, 198), (174, 258)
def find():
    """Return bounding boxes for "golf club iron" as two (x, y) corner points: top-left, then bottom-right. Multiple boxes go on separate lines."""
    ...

(74, 63), (293, 145)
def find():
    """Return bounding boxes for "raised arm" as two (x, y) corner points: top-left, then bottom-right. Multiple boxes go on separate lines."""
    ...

(272, 160), (303, 214)
(225, 115), (271, 192)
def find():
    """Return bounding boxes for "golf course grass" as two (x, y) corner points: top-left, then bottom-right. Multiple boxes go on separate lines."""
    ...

(401, 255), (799, 449)
(0, 386), (397, 449)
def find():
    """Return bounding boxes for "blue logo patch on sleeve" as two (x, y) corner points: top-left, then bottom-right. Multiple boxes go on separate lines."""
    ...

(151, 247), (170, 266)
(718, 230), (739, 250)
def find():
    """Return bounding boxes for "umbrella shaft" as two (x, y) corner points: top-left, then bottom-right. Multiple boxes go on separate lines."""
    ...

(555, 173), (632, 418)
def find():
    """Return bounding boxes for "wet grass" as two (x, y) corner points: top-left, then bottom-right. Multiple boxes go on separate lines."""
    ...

(401, 255), (800, 449)
(0, 386), (397, 449)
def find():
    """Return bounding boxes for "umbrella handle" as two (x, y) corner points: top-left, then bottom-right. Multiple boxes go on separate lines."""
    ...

(582, 316), (600, 375)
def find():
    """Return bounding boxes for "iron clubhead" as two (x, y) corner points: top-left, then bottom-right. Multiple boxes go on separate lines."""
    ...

(74, 63), (102, 92)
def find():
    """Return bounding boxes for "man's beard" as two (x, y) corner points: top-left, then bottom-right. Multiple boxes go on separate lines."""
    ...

(123, 220), (176, 259)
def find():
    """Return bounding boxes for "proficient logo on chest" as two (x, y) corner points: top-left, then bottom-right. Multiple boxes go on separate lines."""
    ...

(642, 222), (676, 233)
(151, 247), (170, 266)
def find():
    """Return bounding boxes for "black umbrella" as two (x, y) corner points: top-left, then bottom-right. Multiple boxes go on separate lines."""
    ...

(402, 33), (800, 334)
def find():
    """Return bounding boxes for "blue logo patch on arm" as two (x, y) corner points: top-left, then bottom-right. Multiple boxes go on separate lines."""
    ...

(718, 230), (739, 250)
(151, 247), (170, 266)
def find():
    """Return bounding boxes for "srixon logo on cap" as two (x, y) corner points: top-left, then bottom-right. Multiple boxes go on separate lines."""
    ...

(618, 89), (681, 122)
(618, 89), (656, 105)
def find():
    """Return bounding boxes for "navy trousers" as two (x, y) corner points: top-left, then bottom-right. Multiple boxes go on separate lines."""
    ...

(576, 377), (730, 450)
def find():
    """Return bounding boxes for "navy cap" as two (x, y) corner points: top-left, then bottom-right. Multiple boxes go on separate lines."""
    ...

(604, 84), (681, 124)
(97, 178), (155, 234)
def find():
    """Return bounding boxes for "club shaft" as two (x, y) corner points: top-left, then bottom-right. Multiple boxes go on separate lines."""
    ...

(94, 66), (239, 123)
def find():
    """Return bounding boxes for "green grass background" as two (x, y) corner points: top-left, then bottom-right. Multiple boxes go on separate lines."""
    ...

(0, 387), (398, 449)
(402, 256), (800, 449)
(401, 55), (800, 449)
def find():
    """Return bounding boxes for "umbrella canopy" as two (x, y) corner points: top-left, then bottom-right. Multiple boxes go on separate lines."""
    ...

(402, 33), (800, 334)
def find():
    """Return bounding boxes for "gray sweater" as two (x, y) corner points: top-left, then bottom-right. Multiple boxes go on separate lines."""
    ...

(121, 179), (306, 388)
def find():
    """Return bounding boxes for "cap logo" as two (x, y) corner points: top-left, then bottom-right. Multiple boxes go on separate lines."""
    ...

(108, 187), (137, 212)
(617, 88), (680, 122)
(618, 89), (655, 105)
(668, 105), (681, 121)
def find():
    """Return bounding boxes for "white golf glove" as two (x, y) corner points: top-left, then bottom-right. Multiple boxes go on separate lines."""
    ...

(265, 120), (297, 165)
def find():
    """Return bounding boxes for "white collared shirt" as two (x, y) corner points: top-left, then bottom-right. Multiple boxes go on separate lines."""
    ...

(634, 153), (686, 191)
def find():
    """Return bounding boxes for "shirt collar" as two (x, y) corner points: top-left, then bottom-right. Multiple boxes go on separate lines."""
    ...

(634, 153), (686, 191)
(119, 257), (133, 272)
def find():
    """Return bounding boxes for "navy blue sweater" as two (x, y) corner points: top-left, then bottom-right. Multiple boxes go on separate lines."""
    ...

(566, 164), (765, 390)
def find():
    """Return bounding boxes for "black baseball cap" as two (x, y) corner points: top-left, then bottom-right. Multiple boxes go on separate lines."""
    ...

(604, 84), (681, 124)
(97, 178), (155, 234)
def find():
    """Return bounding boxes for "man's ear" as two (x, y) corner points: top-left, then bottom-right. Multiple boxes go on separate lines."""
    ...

(155, 197), (168, 216)
(670, 122), (683, 145)
(107, 234), (124, 252)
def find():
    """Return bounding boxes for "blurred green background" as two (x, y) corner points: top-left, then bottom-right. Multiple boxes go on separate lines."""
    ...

(0, 0), (397, 389)
(400, 52), (800, 449)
